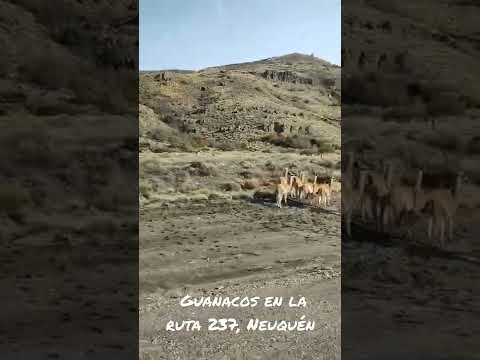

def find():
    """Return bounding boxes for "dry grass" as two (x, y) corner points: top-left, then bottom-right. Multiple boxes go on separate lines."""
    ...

(139, 151), (340, 207)
(208, 139), (249, 151)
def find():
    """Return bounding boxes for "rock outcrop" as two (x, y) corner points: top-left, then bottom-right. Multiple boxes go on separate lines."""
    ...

(260, 70), (313, 85)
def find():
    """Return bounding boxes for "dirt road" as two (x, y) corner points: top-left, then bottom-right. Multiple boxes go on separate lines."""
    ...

(140, 198), (341, 360)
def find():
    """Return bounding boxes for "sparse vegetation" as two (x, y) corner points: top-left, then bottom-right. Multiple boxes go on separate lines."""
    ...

(261, 134), (334, 154)
(139, 54), (340, 208)
(189, 161), (218, 177)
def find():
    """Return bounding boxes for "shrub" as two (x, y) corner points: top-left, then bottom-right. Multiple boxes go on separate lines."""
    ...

(310, 138), (336, 153)
(284, 135), (311, 149)
(208, 139), (247, 151)
(262, 134), (334, 154)
(300, 148), (319, 156)
(220, 182), (242, 192)
(177, 178), (198, 193)
(241, 179), (260, 190)
(216, 141), (237, 151)
(189, 162), (217, 177)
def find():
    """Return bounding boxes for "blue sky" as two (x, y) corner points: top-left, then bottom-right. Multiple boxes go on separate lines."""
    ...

(140, 0), (340, 70)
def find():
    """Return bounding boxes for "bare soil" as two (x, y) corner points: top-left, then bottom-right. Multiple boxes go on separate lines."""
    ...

(139, 195), (341, 360)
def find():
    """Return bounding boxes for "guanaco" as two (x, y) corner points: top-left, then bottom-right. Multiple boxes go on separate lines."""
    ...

(309, 174), (331, 207)
(420, 198), (448, 247)
(341, 152), (357, 235)
(417, 171), (462, 245)
(343, 170), (367, 237)
(343, 152), (355, 191)
(316, 177), (333, 207)
(312, 188), (326, 207)
(279, 167), (289, 185)
(382, 168), (423, 234)
(362, 162), (393, 230)
(291, 172), (305, 199)
(289, 176), (299, 198)
(318, 185), (331, 207)
(330, 177), (341, 193)
(326, 176), (335, 205)
(312, 175), (319, 193)
(299, 174), (315, 201)
(276, 174), (294, 208)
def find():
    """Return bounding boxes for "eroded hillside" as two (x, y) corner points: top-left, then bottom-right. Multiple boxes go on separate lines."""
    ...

(140, 53), (340, 153)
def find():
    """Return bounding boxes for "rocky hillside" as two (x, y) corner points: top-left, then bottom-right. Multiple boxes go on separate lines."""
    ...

(140, 53), (341, 153)
(1, 2), (139, 359)
(343, 0), (480, 111)
(0, 0), (137, 115)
